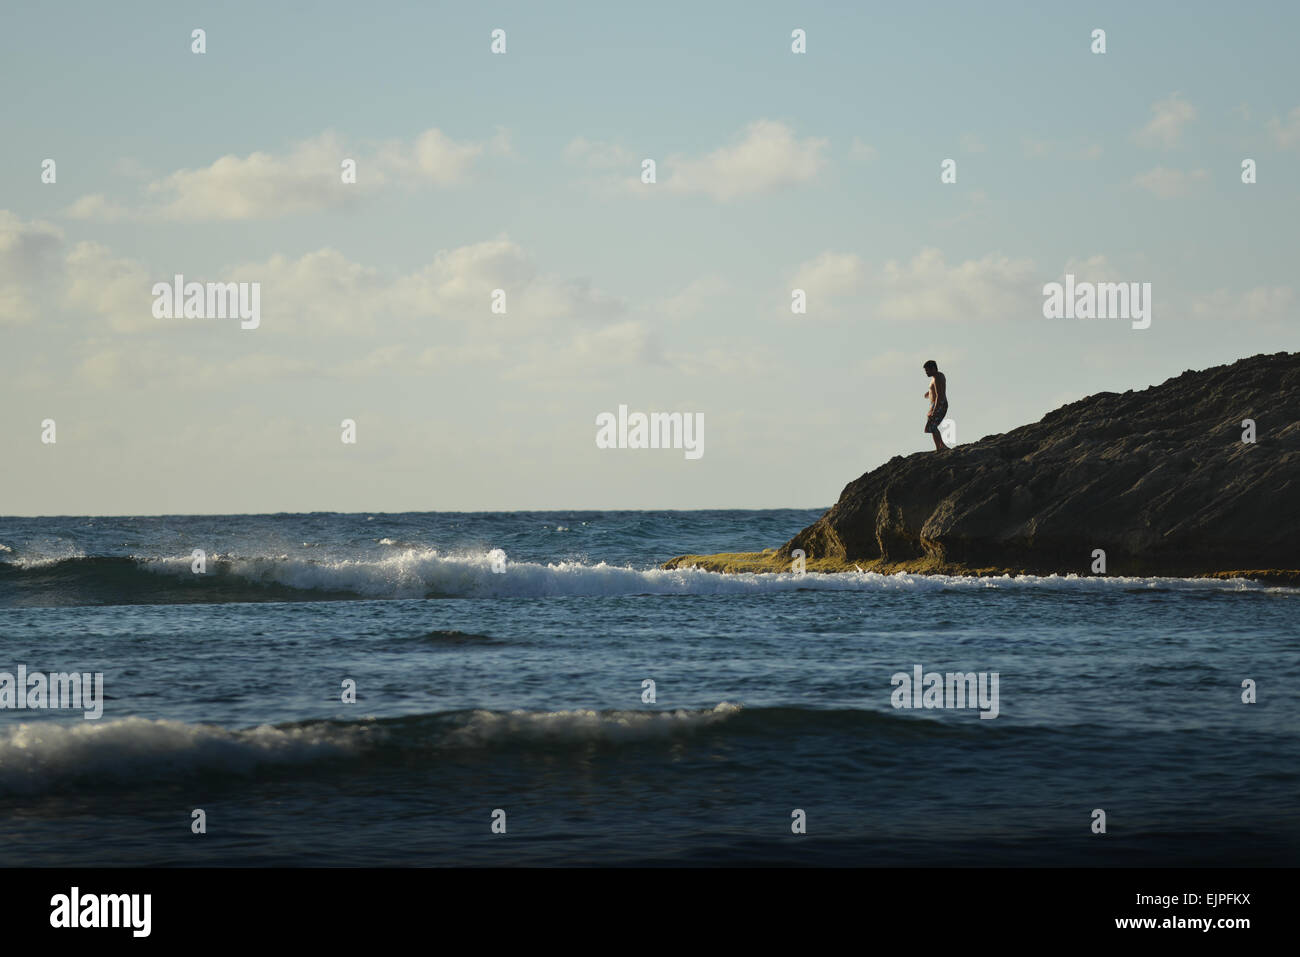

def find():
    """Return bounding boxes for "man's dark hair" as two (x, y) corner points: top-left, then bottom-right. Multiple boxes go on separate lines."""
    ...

(923, 359), (938, 372)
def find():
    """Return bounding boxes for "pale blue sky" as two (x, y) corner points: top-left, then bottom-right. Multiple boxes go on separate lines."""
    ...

(2, 1), (1297, 514)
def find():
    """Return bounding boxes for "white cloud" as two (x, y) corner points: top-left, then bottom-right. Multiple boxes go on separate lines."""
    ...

(62, 193), (132, 222)
(564, 136), (636, 169)
(660, 276), (731, 321)
(499, 318), (659, 384)
(488, 126), (514, 157)
(393, 239), (536, 320)
(227, 248), (393, 331)
(1267, 106), (1300, 149)
(0, 214), (164, 333)
(784, 247), (1037, 321)
(874, 247), (1037, 321)
(0, 212), (63, 322)
(1, 212), (627, 371)
(790, 251), (865, 303)
(849, 137), (878, 161)
(145, 132), (358, 221)
(63, 241), (155, 333)
(374, 128), (483, 185)
(1187, 285), (1295, 322)
(664, 120), (828, 201)
(1136, 94), (1196, 148)
(21, 231), (638, 395)
(395, 239), (623, 324)
(571, 320), (656, 365)
(1061, 254), (1116, 282)
(64, 128), (491, 222)
(220, 238), (623, 332)
(1132, 166), (1207, 198)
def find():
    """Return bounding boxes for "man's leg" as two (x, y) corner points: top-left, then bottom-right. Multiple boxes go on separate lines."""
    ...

(927, 413), (948, 450)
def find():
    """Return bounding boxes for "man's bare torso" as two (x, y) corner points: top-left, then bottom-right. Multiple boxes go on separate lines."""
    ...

(927, 372), (947, 410)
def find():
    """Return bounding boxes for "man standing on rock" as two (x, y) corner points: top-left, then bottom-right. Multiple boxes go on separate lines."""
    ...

(923, 359), (948, 450)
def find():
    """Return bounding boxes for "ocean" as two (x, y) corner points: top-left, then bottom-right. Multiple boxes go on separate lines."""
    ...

(1, 510), (1296, 867)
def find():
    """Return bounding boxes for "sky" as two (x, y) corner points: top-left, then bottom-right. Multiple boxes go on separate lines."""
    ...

(1, 0), (1297, 515)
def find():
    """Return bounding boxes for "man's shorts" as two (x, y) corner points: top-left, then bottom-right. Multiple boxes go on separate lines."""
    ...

(925, 401), (948, 434)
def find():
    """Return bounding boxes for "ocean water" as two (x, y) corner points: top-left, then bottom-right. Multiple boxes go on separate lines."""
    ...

(0, 510), (1296, 867)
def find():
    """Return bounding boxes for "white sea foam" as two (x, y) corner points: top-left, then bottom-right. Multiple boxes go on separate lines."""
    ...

(135, 548), (1290, 599)
(0, 706), (747, 792)
(6, 546), (87, 569)
(444, 702), (743, 746)
(0, 717), (377, 793)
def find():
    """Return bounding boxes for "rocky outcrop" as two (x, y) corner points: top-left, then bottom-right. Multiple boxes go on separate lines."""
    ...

(664, 352), (1300, 582)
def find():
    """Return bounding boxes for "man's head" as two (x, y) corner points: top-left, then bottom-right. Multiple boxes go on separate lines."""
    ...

(923, 359), (938, 375)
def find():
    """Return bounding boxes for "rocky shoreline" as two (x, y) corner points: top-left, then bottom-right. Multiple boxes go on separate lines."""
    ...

(664, 352), (1300, 585)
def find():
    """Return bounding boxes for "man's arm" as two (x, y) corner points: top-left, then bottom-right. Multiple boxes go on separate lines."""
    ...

(935, 373), (947, 405)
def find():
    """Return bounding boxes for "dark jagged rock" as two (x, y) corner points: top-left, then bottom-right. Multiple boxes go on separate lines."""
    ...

(664, 352), (1300, 582)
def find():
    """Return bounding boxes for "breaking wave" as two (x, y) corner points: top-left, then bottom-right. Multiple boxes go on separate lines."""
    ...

(0, 705), (753, 794)
(0, 548), (1288, 606)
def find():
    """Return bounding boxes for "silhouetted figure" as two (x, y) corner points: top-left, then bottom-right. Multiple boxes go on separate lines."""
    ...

(923, 360), (948, 450)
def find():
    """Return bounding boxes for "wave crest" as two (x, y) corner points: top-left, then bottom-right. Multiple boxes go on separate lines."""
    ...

(0, 548), (1288, 605)
(0, 705), (750, 794)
